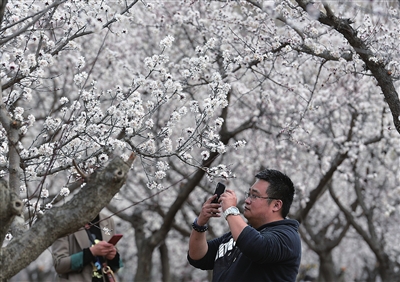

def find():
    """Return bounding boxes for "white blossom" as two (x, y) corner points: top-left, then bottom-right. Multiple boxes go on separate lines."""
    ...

(102, 227), (111, 235)
(38, 143), (54, 155)
(156, 161), (169, 171)
(233, 140), (247, 149)
(162, 138), (173, 153)
(44, 117), (61, 131)
(73, 72), (88, 86)
(98, 154), (108, 163)
(145, 119), (154, 129)
(147, 181), (158, 190)
(180, 152), (192, 161)
(75, 56), (85, 69)
(22, 89), (32, 101)
(201, 151), (210, 160)
(71, 101), (81, 110)
(215, 117), (224, 128)
(13, 107), (24, 121)
(139, 139), (156, 154)
(60, 97), (69, 104)
(178, 106), (188, 116)
(41, 189), (49, 198)
(155, 170), (166, 179)
(60, 187), (70, 197)
(189, 101), (199, 113)
(27, 114), (35, 126)
(160, 35), (175, 49)
(144, 57), (156, 69)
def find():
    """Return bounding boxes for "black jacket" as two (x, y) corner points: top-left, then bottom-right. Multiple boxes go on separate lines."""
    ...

(188, 219), (301, 282)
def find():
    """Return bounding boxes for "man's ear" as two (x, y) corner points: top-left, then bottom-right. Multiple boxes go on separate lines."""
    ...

(273, 200), (283, 212)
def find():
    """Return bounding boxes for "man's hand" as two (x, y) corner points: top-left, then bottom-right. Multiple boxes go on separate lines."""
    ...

(197, 194), (223, 226)
(219, 189), (238, 211)
(189, 193), (222, 260)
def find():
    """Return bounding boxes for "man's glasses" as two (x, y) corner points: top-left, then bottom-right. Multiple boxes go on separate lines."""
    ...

(244, 192), (279, 201)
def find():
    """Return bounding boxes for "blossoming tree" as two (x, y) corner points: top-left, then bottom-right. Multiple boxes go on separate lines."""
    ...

(0, 0), (240, 279)
(1, 1), (400, 282)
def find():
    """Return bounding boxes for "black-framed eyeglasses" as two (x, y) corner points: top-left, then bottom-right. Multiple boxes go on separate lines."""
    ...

(244, 192), (279, 201)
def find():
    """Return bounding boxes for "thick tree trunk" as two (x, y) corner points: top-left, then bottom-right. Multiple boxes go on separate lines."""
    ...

(0, 180), (23, 246)
(378, 261), (400, 282)
(134, 240), (155, 282)
(159, 242), (171, 282)
(317, 252), (338, 282)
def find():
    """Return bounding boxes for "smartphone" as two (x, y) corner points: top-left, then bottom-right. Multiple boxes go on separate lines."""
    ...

(108, 234), (123, 245)
(211, 182), (226, 203)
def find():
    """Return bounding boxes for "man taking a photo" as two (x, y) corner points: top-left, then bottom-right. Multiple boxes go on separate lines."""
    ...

(188, 169), (301, 282)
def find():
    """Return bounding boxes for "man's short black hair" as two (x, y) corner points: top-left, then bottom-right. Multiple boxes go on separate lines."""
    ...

(255, 169), (295, 218)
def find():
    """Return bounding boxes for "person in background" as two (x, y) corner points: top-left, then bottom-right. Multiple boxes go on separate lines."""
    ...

(188, 169), (301, 282)
(52, 213), (122, 282)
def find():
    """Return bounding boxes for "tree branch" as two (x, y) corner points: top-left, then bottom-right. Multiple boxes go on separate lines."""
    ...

(0, 0), (8, 29)
(295, 0), (400, 134)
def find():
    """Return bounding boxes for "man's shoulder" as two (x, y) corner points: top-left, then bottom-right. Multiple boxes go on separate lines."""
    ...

(258, 219), (301, 240)
(260, 219), (299, 230)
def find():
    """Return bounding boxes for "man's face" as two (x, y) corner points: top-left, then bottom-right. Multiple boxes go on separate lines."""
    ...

(243, 179), (278, 228)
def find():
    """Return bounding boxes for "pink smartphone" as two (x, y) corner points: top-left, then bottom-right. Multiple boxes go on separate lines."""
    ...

(108, 234), (123, 245)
